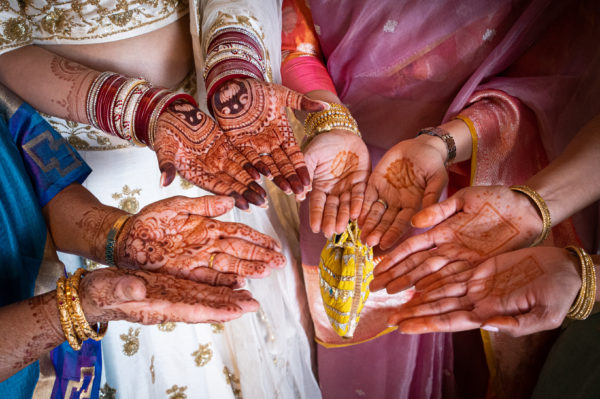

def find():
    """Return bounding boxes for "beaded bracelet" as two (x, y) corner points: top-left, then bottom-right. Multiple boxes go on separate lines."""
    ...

(509, 185), (552, 247)
(565, 245), (596, 320)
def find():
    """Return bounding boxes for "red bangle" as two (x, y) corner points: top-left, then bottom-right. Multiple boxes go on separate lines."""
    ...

(208, 31), (264, 60)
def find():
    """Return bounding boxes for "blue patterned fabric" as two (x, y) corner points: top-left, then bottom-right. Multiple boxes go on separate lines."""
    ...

(0, 103), (96, 398)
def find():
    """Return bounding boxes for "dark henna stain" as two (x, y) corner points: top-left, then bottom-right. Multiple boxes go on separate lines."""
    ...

(484, 256), (543, 297)
(330, 151), (359, 178)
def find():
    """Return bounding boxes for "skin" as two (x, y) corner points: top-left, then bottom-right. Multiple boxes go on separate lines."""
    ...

(371, 113), (600, 294)
(297, 90), (371, 237)
(387, 247), (600, 337)
(212, 78), (326, 199)
(0, 268), (258, 382)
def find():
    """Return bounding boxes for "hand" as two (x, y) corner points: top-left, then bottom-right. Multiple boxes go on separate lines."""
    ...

(303, 130), (370, 237)
(116, 195), (285, 285)
(211, 78), (326, 198)
(358, 136), (448, 249)
(387, 247), (581, 337)
(80, 268), (259, 325)
(154, 102), (267, 210)
(371, 185), (543, 294)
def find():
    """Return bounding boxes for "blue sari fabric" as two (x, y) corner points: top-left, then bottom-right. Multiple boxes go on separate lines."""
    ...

(0, 103), (98, 399)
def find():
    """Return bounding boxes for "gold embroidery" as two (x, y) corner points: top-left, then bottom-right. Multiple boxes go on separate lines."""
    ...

(210, 323), (224, 333)
(166, 384), (188, 399)
(157, 322), (176, 332)
(179, 176), (194, 190)
(0, 0), (187, 53)
(120, 327), (140, 356)
(150, 355), (156, 384)
(64, 366), (95, 399)
(99, 383), (117, 399)
(191, 343), (213, 367)
(223, 366), (243, 399)
(112, 185), (142, 213)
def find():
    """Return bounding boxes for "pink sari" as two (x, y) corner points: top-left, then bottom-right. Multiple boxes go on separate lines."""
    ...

(291, 0), (600, 397)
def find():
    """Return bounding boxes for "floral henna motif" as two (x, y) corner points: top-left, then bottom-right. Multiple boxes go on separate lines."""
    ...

(116, 196), (284, 282)
(384, 159), (417, 190)
(79, 268), (258, 325)
(212, 78), (325, 195)
(154, 102), (266, 210)
(50, 55), (97, 123)
(330, 151), (359, 178)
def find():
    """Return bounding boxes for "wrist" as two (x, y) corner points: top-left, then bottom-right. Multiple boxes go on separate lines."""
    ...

(414, 132), (449, 163)
(93, 209), (129, 266)
(509, 185), (552, 247)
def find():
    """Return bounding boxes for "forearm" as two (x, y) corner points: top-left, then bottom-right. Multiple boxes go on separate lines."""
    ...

(0, 291), (64, 382)
(0, 46), (99, 124)
(527, 114), (600, 225)
(42, 184), (126, 264)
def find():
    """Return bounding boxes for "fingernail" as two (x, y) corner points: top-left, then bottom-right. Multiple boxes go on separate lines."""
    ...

(482, 325), (499, 332)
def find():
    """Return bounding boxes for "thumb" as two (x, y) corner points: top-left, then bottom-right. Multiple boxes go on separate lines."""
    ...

(113, 275), (147, 302)
(421, 168), (448, 209)
(154, 130), (178, 187)
(412, 193), (464, 228)
(274, 84), (329, 112)
(482, 310), (544, 337)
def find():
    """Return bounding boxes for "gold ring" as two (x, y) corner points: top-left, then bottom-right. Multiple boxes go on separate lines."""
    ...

(376, 198), (388, 210)
(258, 152), (271, 157)
(208, 253), (217, 269)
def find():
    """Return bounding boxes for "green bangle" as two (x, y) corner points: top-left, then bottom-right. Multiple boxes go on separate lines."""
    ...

(105, 214), (131, 266)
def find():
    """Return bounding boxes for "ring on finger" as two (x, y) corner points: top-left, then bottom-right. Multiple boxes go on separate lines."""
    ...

(258, 152), (271, 157)
(208, 253), (217, 269)
(376, 198), (388, 210)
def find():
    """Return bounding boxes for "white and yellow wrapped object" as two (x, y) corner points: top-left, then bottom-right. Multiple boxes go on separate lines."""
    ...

(319, 221), (374, 338)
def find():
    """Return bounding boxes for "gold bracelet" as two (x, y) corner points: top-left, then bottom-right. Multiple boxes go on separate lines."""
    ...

(68, 269), (108, 341)
(304, 103), (360, 137)
(56, 276), (82, 350)
(565, 246), (596, 320)
(105, 214), (131, 266)
(509, 185), (551, 247)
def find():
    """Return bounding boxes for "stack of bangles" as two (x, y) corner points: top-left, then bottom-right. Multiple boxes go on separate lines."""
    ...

(303, 102), (361, 148)
(86, 72), (198, 150)
(565, 245), (596, 320)
(57, 268), (108, 350)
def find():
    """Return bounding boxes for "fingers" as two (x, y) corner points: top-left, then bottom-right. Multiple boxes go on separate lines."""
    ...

(335, 191), (351, 234)
(371, 251), (430, 292)
(216, 221), (282, 251)
(222, 159), (267, 207)
(358, 199), (387, 245)
(385, 255), (452, 294)
(227, 148), (261, 181)
(393, 311), (482, 334)
(309, 189), (327, 233)
(415, 260), (475, 291)
(482, 310), (547, 337)
(321, 195), (340, 238)
(154, 133), (178, 187)
(214, 238), (286, 269)
(374, 232), (436, 276)
(388, 296), (474, 326)
(113, 275), (148, 302)
(214, 172), (260, 209)
(186, 267), (245, 289)
(238, 146), (272, 178)
(278, 121), (311, 190)
(260, 152), (293, 194)
(349, 181), (366, 221)
(411, 194), (464, 228)
(159, 195), (235, 217)
(358, 184), (378, 227)
(271, 147), (304, 195)
(209, 253), (271, 278)
(274, 83), (328, 113)
(379, 208), (416, 250)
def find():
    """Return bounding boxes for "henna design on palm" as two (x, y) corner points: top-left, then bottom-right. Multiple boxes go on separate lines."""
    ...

(212, 78), (325, 197)
(116, 196), (285, 285)
(154, 102), (267, 210)
(79, 268), (259, 325)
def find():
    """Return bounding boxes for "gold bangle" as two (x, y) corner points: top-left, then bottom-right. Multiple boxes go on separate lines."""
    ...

(105, 214), (131, 266)
(56, 276), (82, 350)
(68, 269), (108, 341)
(304, 103), (360, 138)
(565, 246), (596, 320)
(509, 185), (551, 247)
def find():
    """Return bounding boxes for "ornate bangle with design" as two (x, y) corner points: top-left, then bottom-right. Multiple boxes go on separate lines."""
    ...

(67, 268), (108, 341)
(509, 185), (552, 247)
(56, 276), (82, 350)
(304, 103), (360, 137)
(565, 246), (596, 320)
